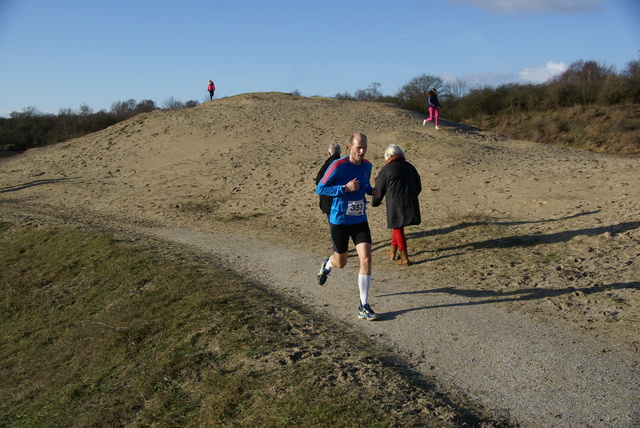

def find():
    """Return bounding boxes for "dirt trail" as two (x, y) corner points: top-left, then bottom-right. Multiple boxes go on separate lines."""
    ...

(1, 93), (639, 426)
(146, 227), (639, 428)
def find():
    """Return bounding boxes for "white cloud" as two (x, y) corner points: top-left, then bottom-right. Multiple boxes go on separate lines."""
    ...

(518, 61), (567, 83)
(440, 61), (567, 88)
(450, 0), (610, 14)
(459, 71), (519, 87)
(441, 73), (460, 83)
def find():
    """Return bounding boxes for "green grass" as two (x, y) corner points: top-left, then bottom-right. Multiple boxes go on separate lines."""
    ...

(0, 220), (508, 427)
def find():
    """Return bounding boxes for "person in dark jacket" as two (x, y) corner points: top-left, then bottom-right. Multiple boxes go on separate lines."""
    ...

(315, 142), (341, 217)
(372, 144), (422, 266)
(422, 88), (442, 129)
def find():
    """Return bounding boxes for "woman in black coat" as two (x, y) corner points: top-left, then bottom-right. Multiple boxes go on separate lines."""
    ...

(315, 142), (341, 217)
(372, 144), (422, 265)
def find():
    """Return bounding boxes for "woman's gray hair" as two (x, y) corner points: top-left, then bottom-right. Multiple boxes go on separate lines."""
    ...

(384, 144), (404, 160)
(328, 142), (341, 156)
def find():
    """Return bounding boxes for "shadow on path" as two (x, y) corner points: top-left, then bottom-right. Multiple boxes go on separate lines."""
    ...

(404, 210), (602, 241)
(377, 281), (640, 321)
(437, 221), (640, 252)
(371, 212), (638, 260)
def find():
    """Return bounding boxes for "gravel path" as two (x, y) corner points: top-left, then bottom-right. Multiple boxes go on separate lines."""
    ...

(149, 227), (640, 428)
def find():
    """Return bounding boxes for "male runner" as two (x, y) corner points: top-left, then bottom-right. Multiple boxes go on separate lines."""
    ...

(315, 133), (381, 320)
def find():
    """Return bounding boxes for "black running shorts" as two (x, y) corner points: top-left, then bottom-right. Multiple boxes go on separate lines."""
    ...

(329, 221), (372, 254)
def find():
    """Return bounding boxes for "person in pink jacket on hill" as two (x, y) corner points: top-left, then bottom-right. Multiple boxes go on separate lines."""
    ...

(207, 80), (215, 100)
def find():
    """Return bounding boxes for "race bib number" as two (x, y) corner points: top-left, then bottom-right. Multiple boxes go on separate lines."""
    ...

(346, 200), (364, 216)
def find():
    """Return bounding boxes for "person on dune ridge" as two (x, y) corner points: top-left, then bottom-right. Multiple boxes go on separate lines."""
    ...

(423, 88), (442, 129)
(207, 80), (215, 100)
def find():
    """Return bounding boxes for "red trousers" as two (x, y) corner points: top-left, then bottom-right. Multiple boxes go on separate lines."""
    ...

(391, 227), (407, 251)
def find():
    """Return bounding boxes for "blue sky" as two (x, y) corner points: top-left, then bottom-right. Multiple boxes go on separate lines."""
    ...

(0, 0), (638, 116)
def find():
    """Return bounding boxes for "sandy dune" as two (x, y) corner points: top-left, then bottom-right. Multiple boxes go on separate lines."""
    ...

(1, 92), (638, 427)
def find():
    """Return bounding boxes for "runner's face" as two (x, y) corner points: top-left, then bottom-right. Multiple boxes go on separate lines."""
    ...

(349, 140), (367, 164)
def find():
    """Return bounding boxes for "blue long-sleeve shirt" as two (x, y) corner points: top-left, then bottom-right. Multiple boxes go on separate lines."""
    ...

(316, 156), (374, 225)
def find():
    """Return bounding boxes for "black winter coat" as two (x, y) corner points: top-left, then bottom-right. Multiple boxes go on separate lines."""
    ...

(315, 154), (341, 214)
(372, 156), (422, 229)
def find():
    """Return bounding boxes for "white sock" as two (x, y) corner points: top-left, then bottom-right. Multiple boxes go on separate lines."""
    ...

(358, 274), (371, 306)
(324, 257), (334, 271)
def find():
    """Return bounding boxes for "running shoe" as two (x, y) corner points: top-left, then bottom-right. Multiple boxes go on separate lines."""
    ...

(358, 303), (379, 321)
(317, 257), (331, 285)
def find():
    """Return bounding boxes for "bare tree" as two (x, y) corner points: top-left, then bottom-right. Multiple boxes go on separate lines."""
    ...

(623, 59), (640, 102)
(78, 104), (94, 116)
(162, 96), (184, 109)
(10, 106), (41, 118)
(353, 82), (383, 101)
(396, 74), (444, 111)
(334, 91), (353, 100)
(135, 100), (156, 113)
(446, 79), (469, 102)
(550, 60), (615, 105)
(111, 99), (137, 116)
(367, 82), (382, 99)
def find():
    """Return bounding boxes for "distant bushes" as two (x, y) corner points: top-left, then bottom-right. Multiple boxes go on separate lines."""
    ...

(439, 60), (640, 155)
(475, 104), (640, 155)
(0, 97), (197, 151)
(385, 60), (640, 121)
(341, 58), (640, 155)
(338, 59), (639, 122)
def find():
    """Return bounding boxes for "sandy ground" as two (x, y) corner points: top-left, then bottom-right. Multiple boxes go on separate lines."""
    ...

(1, 92), (639, 427)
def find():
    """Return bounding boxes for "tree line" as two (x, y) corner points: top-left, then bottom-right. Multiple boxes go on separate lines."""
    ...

(342, 59), (640, 122)
(340, 58), (640, 154)
(2, 58), (638, 152)
(0, 97), (198, 151)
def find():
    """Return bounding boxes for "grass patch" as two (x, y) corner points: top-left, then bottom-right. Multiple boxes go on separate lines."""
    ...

(477, 104), (640, 156)
(0, 220), (508, 427)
